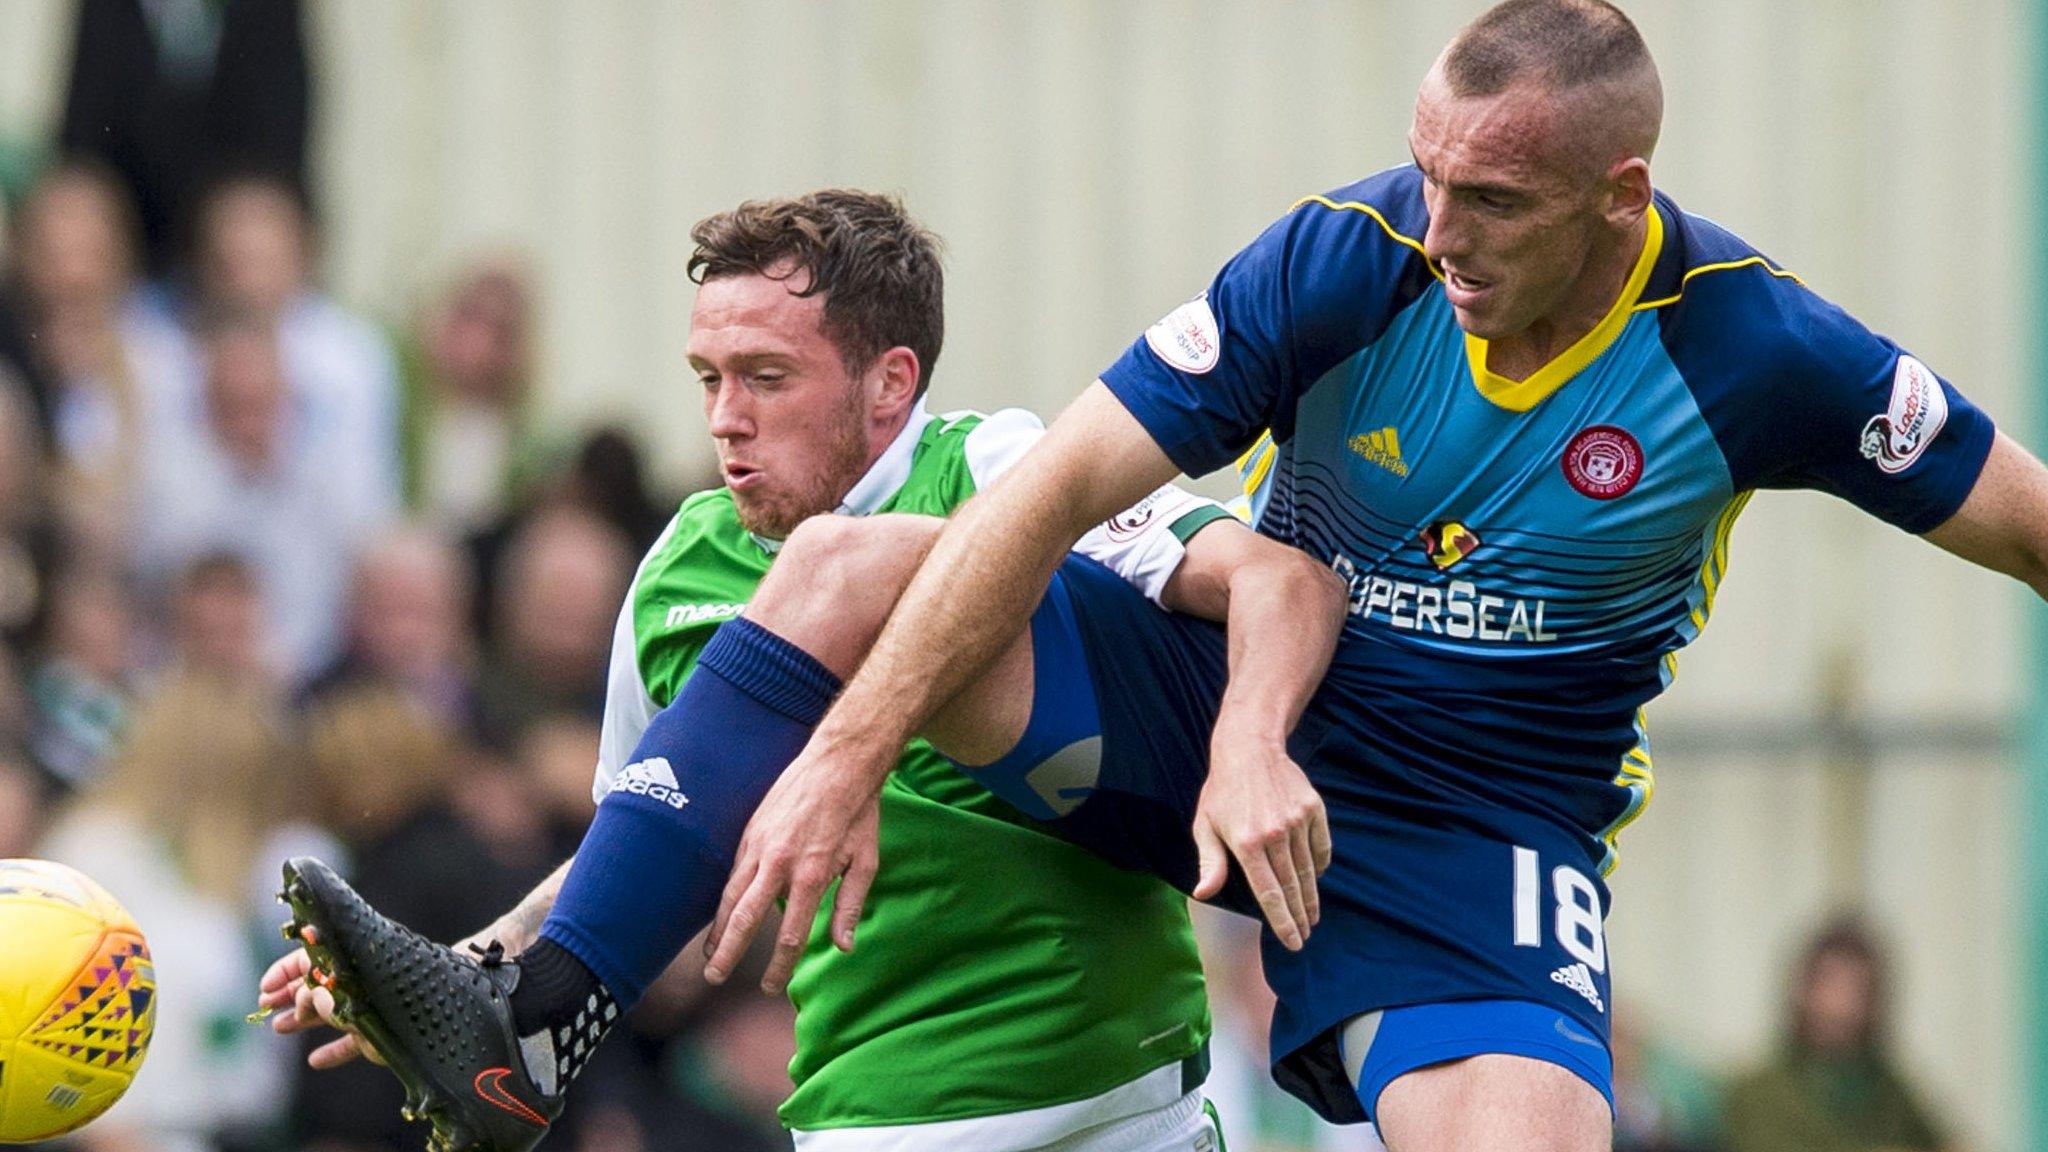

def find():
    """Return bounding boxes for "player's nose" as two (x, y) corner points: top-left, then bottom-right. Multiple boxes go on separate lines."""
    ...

(1422, 203), (1469, 265)
(705, 379), (753, 438)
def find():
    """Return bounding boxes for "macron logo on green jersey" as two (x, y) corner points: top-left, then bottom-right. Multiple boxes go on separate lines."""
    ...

(664, 602), (745, 628)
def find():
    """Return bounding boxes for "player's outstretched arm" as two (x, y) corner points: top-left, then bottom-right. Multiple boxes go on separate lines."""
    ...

(707, 383), (1183, 985)
(820, 381), (1179, 762)
(1163, 520), (1347, 950)
(1922, 431), (2048, 599)
(254, 858), (574, 1068)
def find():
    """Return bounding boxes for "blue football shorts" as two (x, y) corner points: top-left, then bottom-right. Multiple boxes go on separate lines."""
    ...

(954, 554), (1618, 1125)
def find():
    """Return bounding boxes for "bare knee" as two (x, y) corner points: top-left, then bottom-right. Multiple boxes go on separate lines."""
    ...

(744, 514), (943, 676)
(1376, 1054), (1611, 1152)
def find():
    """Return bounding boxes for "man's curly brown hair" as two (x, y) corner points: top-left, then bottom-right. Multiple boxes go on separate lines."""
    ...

(688, 189), (944, 397)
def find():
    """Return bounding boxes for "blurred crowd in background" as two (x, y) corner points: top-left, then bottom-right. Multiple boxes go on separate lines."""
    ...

(0, 4), (1969, 1152)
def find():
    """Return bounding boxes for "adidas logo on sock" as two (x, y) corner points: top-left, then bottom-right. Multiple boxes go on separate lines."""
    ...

(608, 757), (689, 810)
(1550, 962), (1605, 1013)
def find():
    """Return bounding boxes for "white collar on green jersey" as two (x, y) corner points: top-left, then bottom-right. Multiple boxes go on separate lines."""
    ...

(836, 397), (935, 516)
(750, 398), (935, 554)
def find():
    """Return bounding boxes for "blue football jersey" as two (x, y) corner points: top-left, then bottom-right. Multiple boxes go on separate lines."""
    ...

(1102, 166), (1995, 871)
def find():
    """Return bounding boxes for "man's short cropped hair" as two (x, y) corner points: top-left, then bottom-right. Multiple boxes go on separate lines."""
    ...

(688, 189), (944, 396)
(1443, 0), (1653, 96)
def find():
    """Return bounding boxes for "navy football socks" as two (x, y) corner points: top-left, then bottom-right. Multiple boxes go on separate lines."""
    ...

(531, 616), (842, 1016)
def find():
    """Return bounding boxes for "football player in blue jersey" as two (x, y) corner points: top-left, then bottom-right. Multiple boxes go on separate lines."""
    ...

(702, 1), (2048, 1149)
(267, 1), (2048, 1149)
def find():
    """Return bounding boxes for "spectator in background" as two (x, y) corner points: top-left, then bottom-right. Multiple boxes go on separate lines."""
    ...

(515, 710), (605, 858)
(473, 506), (631, 730)
(466, 427), (675, 640)
(166, 551), (268, 683)
(133, 312), (391, 680)
(24, 562), (135, 791)
(57, 0), (311, 276)
(183, 170), (402, 515)
(1611, 1009), (1721, 1152)
(10, 161), (184, 552)
(40, 673), (296, 1152)
(303, 524), (478, 724)
(566, 426), (673, 554)
(1725, 918), (1961, 1152)
(399, 255), (541, 533)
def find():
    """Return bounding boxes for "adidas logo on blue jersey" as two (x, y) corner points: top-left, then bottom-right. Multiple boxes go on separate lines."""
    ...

(1550, 962), (1604, 1013)
(1348, 426), (1409, 477)
(609, 757), (689, 810)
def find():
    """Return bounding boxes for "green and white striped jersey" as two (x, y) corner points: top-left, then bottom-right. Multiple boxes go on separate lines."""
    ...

(592, 402), (1223, 1143)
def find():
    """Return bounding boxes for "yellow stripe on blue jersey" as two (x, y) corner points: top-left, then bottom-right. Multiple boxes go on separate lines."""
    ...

(1466, 207), (1665, 413)
(1290, 194), (1439, 277)
(1598, 711), (1658, 876)
(1237, 430), (1276, 495)
(1692, 491), (1752, 631)
(1633, 256), (1804, 312)
(1234, 430), (1279, 525)
(1615, 491), (1751, 872)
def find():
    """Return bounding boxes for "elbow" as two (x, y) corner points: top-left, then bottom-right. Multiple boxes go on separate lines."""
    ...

(1289, 549), (1348, 628)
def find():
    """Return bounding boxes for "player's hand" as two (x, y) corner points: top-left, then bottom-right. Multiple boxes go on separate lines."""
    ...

(254, 940), (384, 1068)
(1193, 715), (1332, 951)
(704, 748), (884, 994)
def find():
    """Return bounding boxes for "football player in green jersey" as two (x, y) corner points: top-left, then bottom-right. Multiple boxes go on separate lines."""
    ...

(260, 189), (1344, 1152)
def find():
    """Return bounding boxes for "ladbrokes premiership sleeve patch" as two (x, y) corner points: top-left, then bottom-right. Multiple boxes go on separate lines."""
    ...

(1857, 355), (1948, 475)
(1144, 294), (1222, 375)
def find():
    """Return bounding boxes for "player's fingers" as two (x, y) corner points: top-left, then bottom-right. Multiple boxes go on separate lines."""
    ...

(706, 851), (759, 962)
(1310, 802), (1334, 875)
(309, 984), (340, 1026)
(1190, 819), (1228, 901)
(830, 847), (877, 953)
(291, 981), (321, 1025)
(1239, 847), (1302, 951)
(256, 976), (301, 1013)
(765, 868), (829, 994)
(1290, 824), (1320, 930)
(258, 948), (309, 998)
(274, 980), (328, 1034)
(308, 1033), (367, 1070)
(705, 874), (775, 985)
(1267, 839), (1309, 947)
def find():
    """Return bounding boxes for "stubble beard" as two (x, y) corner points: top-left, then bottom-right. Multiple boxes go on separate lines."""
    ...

(731, 401), (873, 541)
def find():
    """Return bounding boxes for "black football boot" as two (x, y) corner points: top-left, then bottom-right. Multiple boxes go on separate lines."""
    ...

(278, 857), (565, 1152)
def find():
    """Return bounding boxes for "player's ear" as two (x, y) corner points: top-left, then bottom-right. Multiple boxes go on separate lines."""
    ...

(869, 345), (921, 418)
(1603, 156), (1653, 229)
